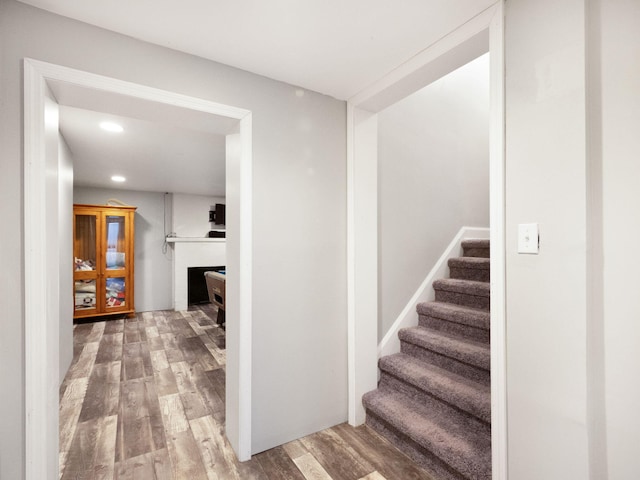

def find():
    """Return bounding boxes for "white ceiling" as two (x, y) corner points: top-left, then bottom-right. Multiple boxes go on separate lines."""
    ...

(18, 0), (495, 100)
(32, 0), (495, 195)
(50, 81), (231, 196)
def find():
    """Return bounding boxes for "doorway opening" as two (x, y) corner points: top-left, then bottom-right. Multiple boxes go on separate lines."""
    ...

(346, 3), (506, 479)
(24, 59), (253, 478)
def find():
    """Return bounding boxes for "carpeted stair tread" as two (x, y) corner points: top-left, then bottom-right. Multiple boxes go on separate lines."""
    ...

(460, 239), (489, 249)
(417, 301), (490, 331)
(363, 389), (491, 480)
(433, 279), (490, 298)
(461, 239), (490, 258)
(379, 353), (491, 423)
(399, 327), (490, 371)
(448, 257), (490, 270)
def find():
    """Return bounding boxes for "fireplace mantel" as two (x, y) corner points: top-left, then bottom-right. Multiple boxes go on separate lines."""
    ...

(166, 237), (225, 243)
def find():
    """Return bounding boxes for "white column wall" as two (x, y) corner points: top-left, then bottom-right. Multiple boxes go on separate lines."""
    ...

(505, 0), (590, 478)
(597, 0), (640, 477)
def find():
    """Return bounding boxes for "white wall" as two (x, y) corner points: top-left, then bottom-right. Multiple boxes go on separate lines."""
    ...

(377, 53), (489, 340)
(58, 137), (74, 381)
(172, 193), (225, 237)
(505, 0), (590, 478)
(74, 187), (175, 312)
(0, 1), (346, 475)
(596, 0), (640, 478)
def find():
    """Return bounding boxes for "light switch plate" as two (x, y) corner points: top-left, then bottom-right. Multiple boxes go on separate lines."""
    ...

(518, 223), (539, 254)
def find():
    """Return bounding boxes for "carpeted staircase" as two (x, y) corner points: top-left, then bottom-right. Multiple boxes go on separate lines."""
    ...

(363, 239), (491, 480)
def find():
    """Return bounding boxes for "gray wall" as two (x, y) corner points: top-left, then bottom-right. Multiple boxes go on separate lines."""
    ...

(377, 53), (489, 340)
(0, 1), (346, 477)
(73, 187), (174, 313)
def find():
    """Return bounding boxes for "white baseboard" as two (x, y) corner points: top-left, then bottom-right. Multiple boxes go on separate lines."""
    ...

(378, 226), (489, 358)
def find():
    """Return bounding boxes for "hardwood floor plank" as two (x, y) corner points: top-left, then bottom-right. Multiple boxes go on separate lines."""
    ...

(92, 415), (118, 480)
(154, 367), (179, 397)
(205, 368), (226, 398)
(192, 368), (225, 424)
(123, 321), (142, 344)
(332, 423), (435, 480)
(293, 452), (333, 480)
(145, 325), (160, 339)
(114, 448), (173, 480)
(283, 439), (309, 460)
(59, 377), (90, 475)
(147, 334), (166, 352)
(86, 321), (106, 343)
(150, 349), (170, 372)
(104, 318), (125, 334)
(255, 446), (307, 480)
(166, 429), (209, 480)
(170, 361), (210, 420)
(121, 342), (153, 380)
(73, 322), (95, 344)
(159, 393), (190, 435)
(95, 332), (124, 364)
(190, 415), (240, 480)
(67, 342), (100, 379)
(300, 430), (372, 480)
(144, 376), (168, 453)
(78, 361), (121, 422)
(115, 377), (165, 461)
(61, 417), (102, 480)
(358, 472), (388, 480)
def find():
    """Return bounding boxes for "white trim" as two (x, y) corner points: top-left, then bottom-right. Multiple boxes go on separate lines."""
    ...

(489, 3), (508, 479)
(165, 237), (226, 243)
(346, 1), (507, 478)
(24, 55), (50, 480)
(346, 106), (379, 426)
(350, 4), (498, 112)
(378, 227), (490, 359)
(23, 59), (254, 475)
(237, 113), (253, 461)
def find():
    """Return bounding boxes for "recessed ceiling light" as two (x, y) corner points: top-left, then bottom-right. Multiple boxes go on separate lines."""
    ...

(100, 121), (123, 133)
(111, 175), (126, 182)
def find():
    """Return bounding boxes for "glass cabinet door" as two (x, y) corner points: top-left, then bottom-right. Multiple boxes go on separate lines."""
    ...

(74, 213), (99, 313)
(105, 215), (126, 270)
(104, 212), (129, 311)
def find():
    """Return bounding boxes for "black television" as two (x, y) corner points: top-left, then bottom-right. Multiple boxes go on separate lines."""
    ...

(209, 203), (226, 225)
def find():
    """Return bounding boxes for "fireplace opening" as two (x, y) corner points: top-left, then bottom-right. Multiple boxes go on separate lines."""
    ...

(188, 266), (225, 305)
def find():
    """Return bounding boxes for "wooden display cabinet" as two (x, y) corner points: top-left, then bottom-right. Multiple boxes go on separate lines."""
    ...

(73, 204), (136, 319)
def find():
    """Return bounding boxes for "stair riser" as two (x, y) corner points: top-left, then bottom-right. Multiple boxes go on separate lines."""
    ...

(401, 341), (490, 385)
(379, 373), (491, 431)
(462, 247), (490, 258)
(365, 413), (473, 480)
(449, 267), (490, 282)
(419, 315), (490, 344)
(435, 289), (490, 311)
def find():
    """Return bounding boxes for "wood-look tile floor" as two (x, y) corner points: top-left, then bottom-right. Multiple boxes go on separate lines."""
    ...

(60, 305), (434, 480)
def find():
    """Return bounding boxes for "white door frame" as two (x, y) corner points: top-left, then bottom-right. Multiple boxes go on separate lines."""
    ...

(346, 2), (506, 478)
(23, 59), (254, 479)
